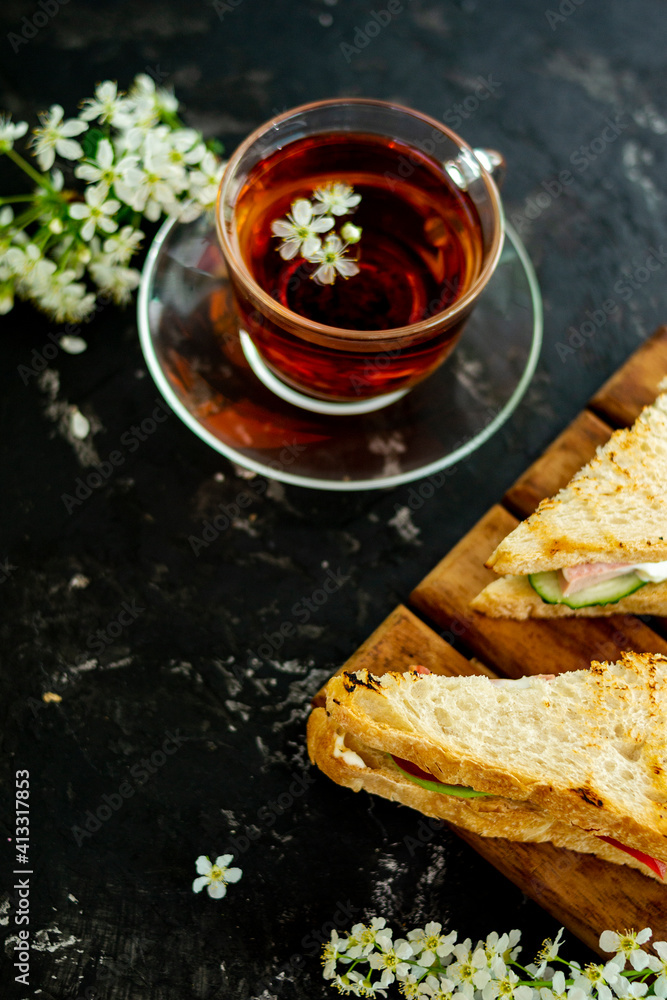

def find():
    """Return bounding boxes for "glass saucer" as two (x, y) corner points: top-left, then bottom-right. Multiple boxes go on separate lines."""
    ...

(137, 216), (542, 491)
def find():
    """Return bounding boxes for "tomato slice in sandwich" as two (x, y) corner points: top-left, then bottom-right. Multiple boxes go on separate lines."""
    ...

(597, 835), (666, 880)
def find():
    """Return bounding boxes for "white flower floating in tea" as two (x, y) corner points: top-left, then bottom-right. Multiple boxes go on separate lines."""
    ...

(321, 920), (667, 999)
(192, 854), (243, 899)
(339, 222), (362, 244)
(271, 182), (362, 285)
(270, 197), (335, 260)
(308, 235), (360, 286)
(312, 181), (361, 217)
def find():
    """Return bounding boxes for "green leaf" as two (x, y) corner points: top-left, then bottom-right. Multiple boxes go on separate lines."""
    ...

(81, 127), (106, 160)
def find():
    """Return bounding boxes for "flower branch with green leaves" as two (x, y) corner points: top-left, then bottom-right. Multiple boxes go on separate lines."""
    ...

(322, 920), (667, 1000)
(271, 181), (363, 285)
(0, 75), (225, 322)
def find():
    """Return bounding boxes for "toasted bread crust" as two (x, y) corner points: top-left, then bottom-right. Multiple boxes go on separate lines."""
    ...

(307, 707), (552, 836)
(471, 574), (667, 618)
(317, 657), (667, 863)
(307, 707), (665, 879)
(486, 392), (667, 576)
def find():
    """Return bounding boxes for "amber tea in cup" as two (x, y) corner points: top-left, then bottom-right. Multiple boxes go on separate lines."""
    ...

(217, 100), (504, 405)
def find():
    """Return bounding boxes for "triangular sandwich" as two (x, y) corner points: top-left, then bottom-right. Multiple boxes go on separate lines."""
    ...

(307, 655), (667, 881)
(472, 390), (667, 618)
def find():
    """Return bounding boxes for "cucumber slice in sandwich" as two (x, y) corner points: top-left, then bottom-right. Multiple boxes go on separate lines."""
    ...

(529, 570), (647, 609)
(391, 754), (493, 798)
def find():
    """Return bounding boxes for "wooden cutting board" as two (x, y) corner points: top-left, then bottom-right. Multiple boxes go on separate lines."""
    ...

(313, 326), (667, 954)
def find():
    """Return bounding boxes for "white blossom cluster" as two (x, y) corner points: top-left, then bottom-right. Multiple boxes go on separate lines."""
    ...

(322, 921), (667, 1000)
(0, 75), (225, 322)
(270, 182), (363, 285)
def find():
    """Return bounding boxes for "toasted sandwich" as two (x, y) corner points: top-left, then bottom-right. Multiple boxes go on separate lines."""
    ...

(307, 654), (667, 881)
(471, 389), (667, 618)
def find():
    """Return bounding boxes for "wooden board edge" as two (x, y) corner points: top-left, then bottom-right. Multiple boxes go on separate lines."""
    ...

(453, 828), (667, 955)
(502, 408), (613, 519)
(589, 324), (667, 427)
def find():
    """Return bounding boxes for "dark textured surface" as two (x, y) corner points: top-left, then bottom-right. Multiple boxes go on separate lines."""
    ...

(2, 1), (667, 996)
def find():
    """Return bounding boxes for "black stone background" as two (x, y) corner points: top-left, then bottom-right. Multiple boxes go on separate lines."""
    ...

(1, 0), (667, 997)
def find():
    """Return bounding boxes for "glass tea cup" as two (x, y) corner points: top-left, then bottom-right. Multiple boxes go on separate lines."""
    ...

(216, 98), (505, 413)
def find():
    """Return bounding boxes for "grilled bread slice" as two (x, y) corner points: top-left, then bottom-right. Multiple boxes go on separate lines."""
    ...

(307, 707), (665, 879)
(307, 654), (667, 877)
(473, 390), (667, 617)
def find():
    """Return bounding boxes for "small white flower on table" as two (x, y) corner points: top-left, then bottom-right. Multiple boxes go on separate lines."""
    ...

(271, 197), (334, 261)
(646, 939), (667, 997)
(407, 922), (457, 967)
(192, 854), (242, 899)
(312, 181), (361, 216)
(599, 929), (652, 972)
(308, 234), (360, 285)
(31, 104), (87, 170)
(368, 934), (414, 988)
(569, 954), (626, 1000)
(345, 917), (391, 960)
(321, 930), (349, 980)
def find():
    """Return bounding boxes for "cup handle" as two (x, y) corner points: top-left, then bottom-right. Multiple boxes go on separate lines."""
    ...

(473, 148), (506, 188)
